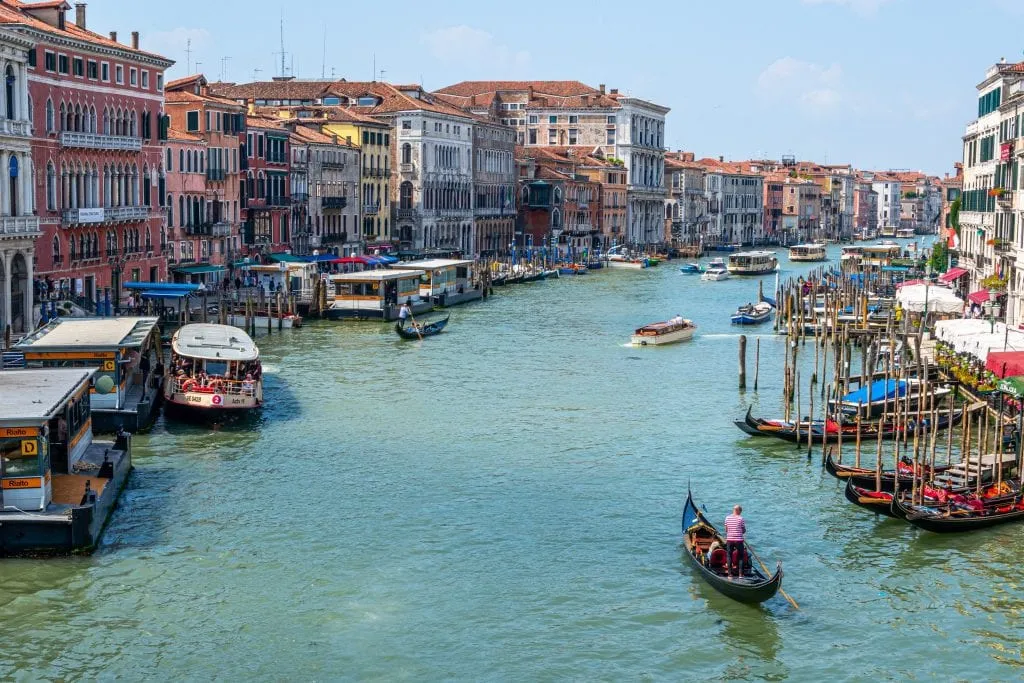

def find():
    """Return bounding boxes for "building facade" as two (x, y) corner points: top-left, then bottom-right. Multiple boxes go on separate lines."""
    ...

(698, 159), (764, 246)
(241, 116), (290, 255)
(0, 27), (38, 335)
(613, 94), (669, 246)
(163, 128), (214, 282)
(287, 124), (360, 256)
(664, 153), (707, 247)
(471, 118), (515, 256)
(17, 2), (172, 307)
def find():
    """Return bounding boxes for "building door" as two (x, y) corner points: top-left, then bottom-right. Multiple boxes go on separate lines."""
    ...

(9, 252), (26, 332)
(150, 266), (158, 282)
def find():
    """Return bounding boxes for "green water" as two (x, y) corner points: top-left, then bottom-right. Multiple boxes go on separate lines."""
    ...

(3, 242), (1021, 680)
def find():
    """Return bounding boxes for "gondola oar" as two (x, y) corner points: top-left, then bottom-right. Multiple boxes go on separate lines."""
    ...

(749, 546), (799, 610)
(407, 308), (424, 341)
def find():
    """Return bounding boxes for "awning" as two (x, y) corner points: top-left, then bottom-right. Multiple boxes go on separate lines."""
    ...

(895, 284), (963, 313)
(895, 279), (928, 289)
(939, 267), (968, 284)
(987, 352), (1024, 379)
(997, 375), (1024, 398)
(968, 289), (991, 305)
(175, 264), (226, 275)
(334, 256), (364, 264)
(376, 255), (399, 263)
(124, 282), (200, 293)
(307, 254), (338, 262)
(268, 253), (306, 263)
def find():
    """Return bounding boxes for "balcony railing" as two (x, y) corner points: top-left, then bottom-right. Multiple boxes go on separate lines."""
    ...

(106, 205), (150, 222)
(61, 205), (150, 224)
(400, 163), (415, 174)
(60, 131), (142, 152)
(396, 208), (416, 220)
(322, 196), (347, 209)
(0, 119), (30, 137)
(363, 204), (379, 215)
(321, 160), (346, 170)
(291, 192), (310, 202)
(212, 221), (232, 237)
(266, 196), (292, 207)
(0, 216), (41, 237)
(997, 190), (1014, 209)
(206, 168), (226, 182)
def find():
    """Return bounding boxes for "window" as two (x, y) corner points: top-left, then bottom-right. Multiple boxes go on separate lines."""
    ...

(528, 129), (537, 144)
(165, 147), (172, 171)
(101, 62), (109, 82)
(402, 119), (411, 130)
(607, 115), (616, 124)
(548, 129), (557, 144)
(129, 68), (137, 86)
(141, 70), (149, 89)
(528, 115), (538, 124)
(156, 73), (163, 91)
(86, 60), (97, 79)
(57, 54), (68, 74)
(45, 98), (53, 132)
(186, 110), (199, 132)
(247, 133), (254, 156)
(115, 64), (123, 84)
(27, 47), (36, 68)
(322, 96), (340, 105)
(568, 115), (578, 124)
(44, 50), (55, 72)
(549, 115), (557, 124)
(606, 129), (615, 145)
(72, 57), (83, 77)
(568, 129), (578, 145)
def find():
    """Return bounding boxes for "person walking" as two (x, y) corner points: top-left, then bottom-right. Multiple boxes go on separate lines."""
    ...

(724, 505), (746, 578)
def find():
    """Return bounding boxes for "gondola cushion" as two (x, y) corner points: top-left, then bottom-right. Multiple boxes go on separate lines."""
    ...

(708, 548), (727, 568)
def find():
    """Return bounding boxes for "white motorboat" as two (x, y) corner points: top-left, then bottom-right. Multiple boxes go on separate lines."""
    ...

(701, 258), (730, 281)
(630, 317), (697, 346)
(727, 251), (778, 275)
(164, 323), (263, 414)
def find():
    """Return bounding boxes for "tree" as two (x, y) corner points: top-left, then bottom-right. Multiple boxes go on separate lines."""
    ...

(929, 239), (948, 273)
(949, 198), (961, 235)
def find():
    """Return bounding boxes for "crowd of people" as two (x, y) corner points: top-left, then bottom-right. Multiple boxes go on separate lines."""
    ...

(171, 355), (262, 396)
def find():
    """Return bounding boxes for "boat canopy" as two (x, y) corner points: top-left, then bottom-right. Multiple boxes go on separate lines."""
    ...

(842, 379), (906, 404)
(171, 323), (259, 361)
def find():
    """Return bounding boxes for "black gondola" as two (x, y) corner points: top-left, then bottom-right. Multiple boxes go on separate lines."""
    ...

(394, 315), (450, 340)
(891, 485), (1024, 531)
(681, 489), (782, 604)
(843, 480), (899, 518)
(737, 406), (963, 445)
(823, 450), (952, 492)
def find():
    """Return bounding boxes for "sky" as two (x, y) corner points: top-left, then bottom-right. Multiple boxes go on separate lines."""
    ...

(87, 0), (1024, 176)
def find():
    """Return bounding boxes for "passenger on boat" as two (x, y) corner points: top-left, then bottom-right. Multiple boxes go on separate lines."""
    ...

(242, 374), (255, 395)
(706, 538), (723, 563)
(724, 505), (746, 578)
(670, 314), (684, 325)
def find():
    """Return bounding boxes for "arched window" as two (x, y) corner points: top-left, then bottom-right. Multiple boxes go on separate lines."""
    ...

(186, 150), (192, 173)
(178, 195), (184, 227)
(178, 149), (184, 172)
(5, 65), (15, 120)
(167, 193), (174, 227)
(130, 110), (137, 137)
(90, 105), (97, 133)
(103, 107), (110, 135)
(58, 102), (66, 131)
(46, 162), (56, 210)
(552, 209), (561, 228)
(402, 143), (411, 165)
(553, 187), (562, 205)
(51, 235), (60, 259)
(45, 98), (53, 132)
(400, 181), (413, 210)
(166, 147), (172, 171)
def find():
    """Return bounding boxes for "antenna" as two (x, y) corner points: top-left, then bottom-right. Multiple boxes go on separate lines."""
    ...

(279, 12), (286, 77)
(220, 56), (231, 82)
(185, 38), (192, 74)
(321, 29), (327, 79)
(372, 53), (376, 82)
(379, 69), (386, 83)
(252, 67), (262, 109)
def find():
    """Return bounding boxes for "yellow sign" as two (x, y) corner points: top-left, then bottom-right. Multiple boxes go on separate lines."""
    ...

(1, 477), (41, 490)
(23, 351), (115, 361)
(21, 439), (38, 456)
(102, 360), (116, 372)
(0, 426), (39, 438)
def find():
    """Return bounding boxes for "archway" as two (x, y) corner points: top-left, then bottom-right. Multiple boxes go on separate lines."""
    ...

(10, 252), (27, 333)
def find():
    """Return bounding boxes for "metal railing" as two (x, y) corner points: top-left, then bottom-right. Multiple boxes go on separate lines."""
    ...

(206, 168), (226, 182)
(322, 196), (347, 209)
(170, 376), (258, 397)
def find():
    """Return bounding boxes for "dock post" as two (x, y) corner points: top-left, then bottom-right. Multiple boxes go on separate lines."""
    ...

(738, 334), (747, 390)
(202, 291), (208, 323)
(277, 292), (283, 331)
(754, 337), (760, 391)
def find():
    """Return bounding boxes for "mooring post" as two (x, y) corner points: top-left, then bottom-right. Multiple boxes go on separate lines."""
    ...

(739, 334), (747, 390)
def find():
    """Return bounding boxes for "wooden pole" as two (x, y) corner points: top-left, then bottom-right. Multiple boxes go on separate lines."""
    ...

(854, 402), (862, 468)
(754, 337), (760, 391)
(795, 370), (802, 448)
(738, 334), (747, 390)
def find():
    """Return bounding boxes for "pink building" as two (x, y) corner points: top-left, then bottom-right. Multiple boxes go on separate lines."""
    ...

(8, 1), (172, 304)
(165, 128), (223, 284)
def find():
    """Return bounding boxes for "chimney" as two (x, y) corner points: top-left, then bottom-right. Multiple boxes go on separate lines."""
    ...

(599, 84), (605, 95)
(610, 88), (618, 95)
(527, 85), (534, 101)
(109, 30), (117, 42)
(74, 3), (86, 29)
(581, 94), (589, 106)
(719, 155), (724, 162)
(131, 31), (139, 50)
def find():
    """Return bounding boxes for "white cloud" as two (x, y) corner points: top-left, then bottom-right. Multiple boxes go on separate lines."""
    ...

(421, 26), (529, 70)
(757, 57), (844, 114)
(146, 27), (212, 72)
(801, 0), (895, 16)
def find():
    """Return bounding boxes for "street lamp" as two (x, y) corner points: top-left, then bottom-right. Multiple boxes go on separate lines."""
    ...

(987, 287), (999, 334)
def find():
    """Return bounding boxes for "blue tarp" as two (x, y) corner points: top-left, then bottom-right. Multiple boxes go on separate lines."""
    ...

(842, 379), (906, 404)
(306, 254), (338, 262)
(123, 282), (200, 294)
(376, 255), (399, 263)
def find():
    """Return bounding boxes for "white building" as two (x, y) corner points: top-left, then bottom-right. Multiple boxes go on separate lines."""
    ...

(699, 159), (763, 246)
(866, 173), (901, 233)
(614, 95), (670, 246)
(0, 27), (39, 337)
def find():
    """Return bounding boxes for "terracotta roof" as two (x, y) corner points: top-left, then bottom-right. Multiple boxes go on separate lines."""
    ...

(289, 126), (336, 145)
(437, 80), (600, 98)
(209, 79), (332, 102)
(167, 74), (205, 91)
(167, 127), (205, 143)
(164, 89), (241, 107)
(0, 0), (173, 64)
(696, 158), (762, 177)
(246, 115), (287, 131)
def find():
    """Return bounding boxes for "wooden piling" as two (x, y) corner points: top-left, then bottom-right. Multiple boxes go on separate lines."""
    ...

(738, 335), (747, 390)
(754, 337), (760, 391)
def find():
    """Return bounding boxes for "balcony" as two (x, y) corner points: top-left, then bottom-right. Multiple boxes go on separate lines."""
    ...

(363, 204), (379, 216)
(0, 119), (30, 137)
(107, 206), (151, 223)
(206, 168), (226, 182)
(396, 208), (416, 220)
(212, 221), (232, 237)
(997, 190), (1014, 209)
(400, 162), (415, 174)
(0, 215), (41, 237)
(60, 131), (142, 152)
(321, 232), (349, 245)
(322, 196), (348, 210)
(291, 192), (310, 202)
(61, 205), (150, 224)
(266, 196), (292, 207)
(321, 159), (346, 170)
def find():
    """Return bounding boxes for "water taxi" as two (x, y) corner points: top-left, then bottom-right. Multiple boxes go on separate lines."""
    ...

(731, 302), (773, 325)
(840, 246), (864, 263)
(727, 251), (778, 275)
(164, 324), (263, 414)
(896, 227), (915, 239)
(788, 244), (828, 262)
(861, 243), (903, 269)
(879, 225), (897, 238)
(701, 258), (730, 281)
(605, 254), (649, 269)
(630, 317), (697, 346)
(679, 262), (703, 274)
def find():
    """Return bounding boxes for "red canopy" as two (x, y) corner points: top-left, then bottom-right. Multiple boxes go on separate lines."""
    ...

(939, 267), (969, 284)
(333, 256), (364, 264)
(986, 351), (1024, 378)
(896, 279), (928, 289)
(968, 289), (991, 305)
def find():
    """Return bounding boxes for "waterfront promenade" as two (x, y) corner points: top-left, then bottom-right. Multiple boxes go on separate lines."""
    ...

(1, 243), (1020, 679)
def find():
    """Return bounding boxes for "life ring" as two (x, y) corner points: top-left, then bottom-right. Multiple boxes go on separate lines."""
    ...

(181, 379), (198, 392)
(208, 379), (224, 394)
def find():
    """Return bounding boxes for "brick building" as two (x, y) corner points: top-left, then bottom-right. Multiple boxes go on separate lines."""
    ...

(11, 1), (172, 305)
(241, 115), (290, 255)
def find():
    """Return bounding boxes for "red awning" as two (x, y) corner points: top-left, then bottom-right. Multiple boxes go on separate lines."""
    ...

(896, 279), (928, 289)
(938, 267), (968, 284)
(986, 351), (1024, 378)
(333, 256), (363, 264)
(968, 289), (991, 305)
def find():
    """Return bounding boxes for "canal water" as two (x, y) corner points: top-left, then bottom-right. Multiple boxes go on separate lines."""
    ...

(4, 241), (1021, 680)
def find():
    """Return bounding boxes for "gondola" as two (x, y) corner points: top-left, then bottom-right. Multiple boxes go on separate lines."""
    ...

(889, 481), (1022, 527)
(394, 315), (450, 340)
(895, 494), (1024, 533)
(681, 489), (782, 604)
(823, 449), (952, 492)
(738, 406), (963, 445)
(843, 480), (899, 518)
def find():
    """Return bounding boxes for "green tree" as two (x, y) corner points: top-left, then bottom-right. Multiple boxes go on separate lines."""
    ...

(949, 198), (961, 235)
(929, 239), (948, 273)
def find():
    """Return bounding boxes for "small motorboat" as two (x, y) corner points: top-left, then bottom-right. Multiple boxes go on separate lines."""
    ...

(630, 317), (697, 346)
(395, 315), (450, 340)
(730, 301), (773, 325)
(679, 263), (703, 274)
(701, 258), (730, 281)
(681, 489), (782, 604)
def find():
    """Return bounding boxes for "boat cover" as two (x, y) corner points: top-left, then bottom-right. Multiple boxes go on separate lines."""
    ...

(842, 379), (906, 404)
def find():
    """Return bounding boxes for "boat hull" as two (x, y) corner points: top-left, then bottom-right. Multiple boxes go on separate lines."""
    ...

(395, 315), (450, 339)
(843, 480), (898, 518)
(165, 390), (261, 411)
(630, 328), (695, 345)
(606, 259), (648, 269)
(701, 270), (730, 281)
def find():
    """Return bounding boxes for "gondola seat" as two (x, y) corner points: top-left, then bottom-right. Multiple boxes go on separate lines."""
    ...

(708, 548), (727, 569)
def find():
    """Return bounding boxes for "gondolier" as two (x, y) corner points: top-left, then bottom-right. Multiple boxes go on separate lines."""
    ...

(398, 302), (411, 327)
(725, 505), (746, 578)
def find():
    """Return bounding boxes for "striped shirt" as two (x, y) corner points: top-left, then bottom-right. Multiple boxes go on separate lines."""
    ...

(724, 514), (746, 542)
